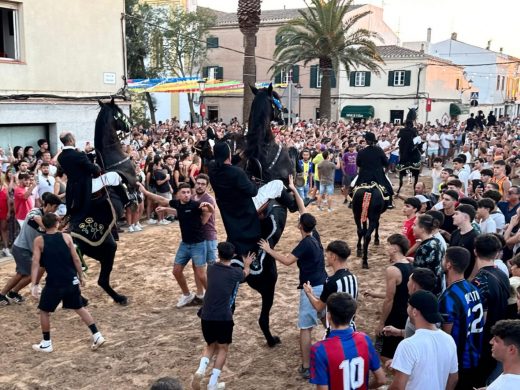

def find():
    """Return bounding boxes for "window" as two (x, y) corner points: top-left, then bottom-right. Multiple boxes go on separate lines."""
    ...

(206, 36), (219, 49)
(274, 65), (299, 84)
(497, 75), (501, 90)
(394, 71), (405, 86)
(310, 65), (336, 88)
(202, 66), (223, 80)
(387, 70), (411, 87)
(355, 72), (366, 86)
(0, 3), (21, 60)
(501, 75), (505, 91)
(455, 78), (460, 90)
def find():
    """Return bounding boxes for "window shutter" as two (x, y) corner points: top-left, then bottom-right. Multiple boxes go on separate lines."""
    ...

(365, 72), (371, 87)
(202, 67), (209, 78)
(330, 69), (337, 88)
(350, 72), (356, 87)
(292, 65), (300, 83)
(206, 37), (218, 48)
(404, 70), (412, 86)
(310, 65), (318, 88)
(388, 71), (394, 86)
(216, 67), (223, 80)
(274, 72), (282, 84)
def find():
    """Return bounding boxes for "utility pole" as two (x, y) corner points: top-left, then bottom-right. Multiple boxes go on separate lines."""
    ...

(288, 67), (293, 126)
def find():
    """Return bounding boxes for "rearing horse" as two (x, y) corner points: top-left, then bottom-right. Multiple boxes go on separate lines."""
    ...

(69, 99), (136, 305)
(216, 85), (297, 347)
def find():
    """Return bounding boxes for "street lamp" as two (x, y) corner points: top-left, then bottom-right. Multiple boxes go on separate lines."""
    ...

(295, 83), (303, 122)
(198, 79), (206, 122)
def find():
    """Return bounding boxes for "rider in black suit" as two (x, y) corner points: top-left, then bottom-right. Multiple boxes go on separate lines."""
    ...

(57, 132), (101, 225)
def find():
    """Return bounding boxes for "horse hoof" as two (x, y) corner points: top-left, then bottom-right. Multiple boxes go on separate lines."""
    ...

(362, 262), (369, 269)
(115, 295), (128, 306)
(356, 250), (362, 258)
(374, 239), (380, 246)
(268, 336), (281, 348)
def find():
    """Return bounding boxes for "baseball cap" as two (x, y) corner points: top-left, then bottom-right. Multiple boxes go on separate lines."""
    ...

(415, 195), (429, 204)
(409, 290), (443, 324)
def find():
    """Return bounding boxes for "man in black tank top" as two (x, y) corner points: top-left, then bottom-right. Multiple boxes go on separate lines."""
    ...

(30, 213), (105, 353)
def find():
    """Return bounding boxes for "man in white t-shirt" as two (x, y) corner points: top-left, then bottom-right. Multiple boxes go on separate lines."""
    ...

(439, 128), (454, 164)
(487, 319), (520, 389)
(390, 290), (458, 390)
(425, 127), (440, 167)
(377, 133), (392, 158)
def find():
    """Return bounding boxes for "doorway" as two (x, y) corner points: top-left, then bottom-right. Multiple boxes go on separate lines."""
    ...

(207, 106), (219, 122)
(390, 110), (404, 125)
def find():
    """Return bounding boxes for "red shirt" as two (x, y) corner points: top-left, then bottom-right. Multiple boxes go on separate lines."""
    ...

(402, 216), (417, 248)
(14, 185), (33, 221)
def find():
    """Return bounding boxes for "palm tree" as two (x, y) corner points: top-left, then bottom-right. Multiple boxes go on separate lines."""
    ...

(271, 0), (384, 120)
(238, 0), (261, 125)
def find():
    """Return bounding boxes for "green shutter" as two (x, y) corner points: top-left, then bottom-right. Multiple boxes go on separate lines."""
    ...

(350, 72), (355, 87)
(216, 67), (223, 80)
(292, 65), (300, 83)
(330, 69), (337, 88)
(310, 65), (318, 88)
(388, 71), (394, 86)
(274, 72), (282, 84)
(202, 67), (209, 78)
(404, 70), (411, 86)
(206, 37), (218, 48)
(365, 72), (371, 87)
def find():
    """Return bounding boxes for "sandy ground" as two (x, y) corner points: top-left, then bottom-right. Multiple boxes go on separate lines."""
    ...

(0, 179), (417, 390)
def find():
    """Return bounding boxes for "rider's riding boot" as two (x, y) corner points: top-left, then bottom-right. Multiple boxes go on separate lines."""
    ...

(277, 188), (299, 213)
(386, 195), (394, 209)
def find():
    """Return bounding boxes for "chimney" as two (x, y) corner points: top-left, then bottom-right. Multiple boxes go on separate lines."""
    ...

(420, 43), (424, 54)
(427, 28), (432, 43)
(486, 40), (492, 50)
(451, 32), (457, 40)
(500, 47), (503, 53)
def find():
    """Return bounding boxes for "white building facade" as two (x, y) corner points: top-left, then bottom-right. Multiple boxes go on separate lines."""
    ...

(430, 37), (520, 118)
(0, 0), (128, 151)
(338, 45), (471, 124)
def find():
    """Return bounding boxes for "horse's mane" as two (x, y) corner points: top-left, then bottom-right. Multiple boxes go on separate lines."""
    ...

(94, 104), (112, 149)
(246, 88), (275, 165)
(94, 101), (123, 151)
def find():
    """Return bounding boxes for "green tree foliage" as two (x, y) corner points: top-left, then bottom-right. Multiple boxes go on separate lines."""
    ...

(271, 0), (384, 120)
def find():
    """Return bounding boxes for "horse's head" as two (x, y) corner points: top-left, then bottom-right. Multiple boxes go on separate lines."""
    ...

(95, 98), (132, 150)
(250, 84), (284, 126)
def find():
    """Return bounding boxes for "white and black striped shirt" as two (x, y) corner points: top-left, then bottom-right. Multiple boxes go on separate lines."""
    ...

(320, 269), (359, 329)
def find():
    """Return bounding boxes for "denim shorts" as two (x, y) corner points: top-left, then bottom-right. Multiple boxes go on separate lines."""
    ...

(320, 183), (334, 195)
(174, 241), (207, 267)
(205, 240), (217, 264)
(298, 285), (323, 329)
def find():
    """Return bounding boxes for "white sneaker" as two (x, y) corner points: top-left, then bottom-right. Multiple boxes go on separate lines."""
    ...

(32, 340), (53, 353)
(147, 219), (158, 225)
(2, 248), (11, 257)
(128, 225), (135, 233)
(176, 292), (195, 308)
(91, 332), (105, 350)
(159, 219), (171, 225)
(134, 224), (143, 231)
(136, 222), (143, 229)
(207, 383), (225, 390)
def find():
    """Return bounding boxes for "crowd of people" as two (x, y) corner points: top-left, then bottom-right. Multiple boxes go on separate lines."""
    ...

(1, 111), (520, 389)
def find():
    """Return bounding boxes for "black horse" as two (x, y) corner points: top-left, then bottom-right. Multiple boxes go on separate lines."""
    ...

(352, 183), (386, 269)
(70, 99), (136, 306)
(217, 85), (297, 347)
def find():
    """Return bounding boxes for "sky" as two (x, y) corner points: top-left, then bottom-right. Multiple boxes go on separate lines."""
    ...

(196, 0), (520, 57)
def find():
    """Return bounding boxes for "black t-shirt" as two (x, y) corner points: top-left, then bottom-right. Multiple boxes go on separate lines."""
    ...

(320, 269), (358, 302)
(450, 228), (479, 279)
(201, 262), (244, 321)
(291, 235), (327, 288)
(441, 211), (456, 233)
(154, 169), (170, 194)
(41, 233), (78, 288)
(169, 199), (203, 243)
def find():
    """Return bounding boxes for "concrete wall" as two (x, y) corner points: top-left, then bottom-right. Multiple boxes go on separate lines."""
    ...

(0, 101), (130, 151)
(0, 0), (125, 96)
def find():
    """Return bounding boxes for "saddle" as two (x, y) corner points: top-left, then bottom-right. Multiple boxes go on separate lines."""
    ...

(351, 182), (389, 201)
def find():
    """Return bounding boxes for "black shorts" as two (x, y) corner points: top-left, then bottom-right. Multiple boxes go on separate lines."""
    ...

(201, 319), (234, 345)
(38, 284), (83, 312)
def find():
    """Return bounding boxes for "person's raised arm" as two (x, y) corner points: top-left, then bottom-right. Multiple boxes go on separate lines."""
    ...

(200, 201), (215, 225)
(258, 238), (297, 266)
(288, 175), (306, 214)
(77, 152), (101, 176)
(137, 182), (171, 207)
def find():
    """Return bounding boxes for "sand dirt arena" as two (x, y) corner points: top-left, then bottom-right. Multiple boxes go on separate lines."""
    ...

(0, 182), (415, 390)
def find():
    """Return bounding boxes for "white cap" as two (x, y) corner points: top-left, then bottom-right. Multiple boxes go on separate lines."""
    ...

(415, 195), (429, 203)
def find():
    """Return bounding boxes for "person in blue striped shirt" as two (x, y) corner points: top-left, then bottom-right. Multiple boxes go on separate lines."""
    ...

(439, 246), (484, 390)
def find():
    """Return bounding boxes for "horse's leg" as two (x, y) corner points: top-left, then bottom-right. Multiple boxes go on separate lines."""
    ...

(374, 221), (380, 246)
(413, 170), (420, 195)
(78, 235), (127, 305)
(356, 220), (363, 258)
(397, 171), (404, 195)
(363, 219), (378, 269)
